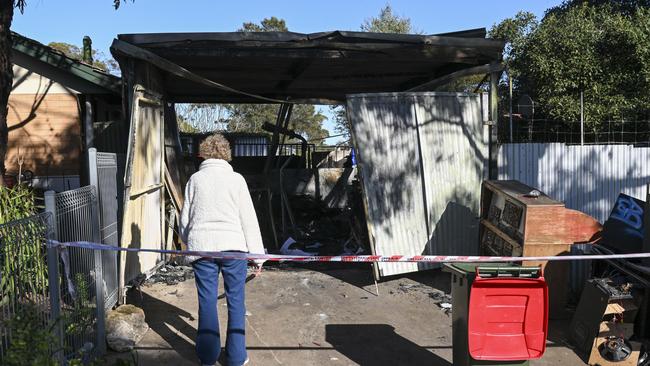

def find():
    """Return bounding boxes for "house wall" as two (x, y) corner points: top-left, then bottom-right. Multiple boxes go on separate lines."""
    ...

(12, 63), (79, 94)
(8, 64), (82, 185)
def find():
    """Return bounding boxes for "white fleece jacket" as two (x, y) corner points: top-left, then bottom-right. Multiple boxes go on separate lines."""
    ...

(179, 159), (265, 259)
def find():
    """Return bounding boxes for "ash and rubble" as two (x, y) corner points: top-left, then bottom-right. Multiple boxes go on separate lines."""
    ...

(145, 259), (194, 286)
(274, 193), (369, 257)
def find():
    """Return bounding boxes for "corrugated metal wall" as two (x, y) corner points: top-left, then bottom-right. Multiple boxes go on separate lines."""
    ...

(233, 136), (268, 157)
(348, 93), (488, 277)
(498, 143), (650, 223)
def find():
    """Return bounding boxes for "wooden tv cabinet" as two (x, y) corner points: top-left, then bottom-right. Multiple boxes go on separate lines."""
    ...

(479, 180), (602, 316)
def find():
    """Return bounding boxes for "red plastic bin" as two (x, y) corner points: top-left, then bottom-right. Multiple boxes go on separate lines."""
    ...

(468, 270), (548, 361)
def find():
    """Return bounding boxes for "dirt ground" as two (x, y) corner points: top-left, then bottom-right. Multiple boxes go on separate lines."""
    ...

(109, 265), (586, 366)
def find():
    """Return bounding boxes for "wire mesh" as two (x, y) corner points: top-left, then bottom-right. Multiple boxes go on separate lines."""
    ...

(0, 213), (54, 360)
(498, 119), (650, 144)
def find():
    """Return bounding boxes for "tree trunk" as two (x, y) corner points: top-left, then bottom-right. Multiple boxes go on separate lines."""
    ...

(0, 0), (15, 187)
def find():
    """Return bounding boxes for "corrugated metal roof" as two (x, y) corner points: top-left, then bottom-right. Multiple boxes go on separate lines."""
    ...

(348, 93), (488, 277)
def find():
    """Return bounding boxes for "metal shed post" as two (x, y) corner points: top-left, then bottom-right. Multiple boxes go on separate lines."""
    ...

(489, 63), (500, 179)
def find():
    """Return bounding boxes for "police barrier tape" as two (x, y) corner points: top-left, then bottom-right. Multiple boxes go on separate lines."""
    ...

(48, 240), (650, 263)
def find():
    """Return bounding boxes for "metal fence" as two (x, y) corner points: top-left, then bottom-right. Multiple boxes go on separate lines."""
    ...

(498, 119), (650, 145)
(45, 186), (106, 358)
(498, 143), (650, 223)
(0, 213), (54, 361)
(1, 184), (111, 363)
(90, 149), (120, 310)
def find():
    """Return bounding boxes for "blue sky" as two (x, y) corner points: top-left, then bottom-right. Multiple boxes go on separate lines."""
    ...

(12, 0), (561, 142)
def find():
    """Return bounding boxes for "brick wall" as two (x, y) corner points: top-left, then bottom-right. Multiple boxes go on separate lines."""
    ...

(6, 93), (82, 176)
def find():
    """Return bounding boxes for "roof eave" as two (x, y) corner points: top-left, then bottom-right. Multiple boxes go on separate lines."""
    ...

(11, 32), (121, 95)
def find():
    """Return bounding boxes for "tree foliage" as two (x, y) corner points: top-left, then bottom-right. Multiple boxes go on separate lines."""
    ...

(360, 5), (415, 34)
(176, 103), (228, 133)
(240, 16), (287, 32)
(227, 103), (327, 142)
(491, 2), (650, 125)
(488, 11), (537, 81)
(548, 0), (650, 16)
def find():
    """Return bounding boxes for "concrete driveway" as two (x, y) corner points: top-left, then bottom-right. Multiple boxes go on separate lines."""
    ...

(109, 266), (585, 366)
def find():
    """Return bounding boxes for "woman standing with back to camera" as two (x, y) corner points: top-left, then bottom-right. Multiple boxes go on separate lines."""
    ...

(179, 133), (266, 366)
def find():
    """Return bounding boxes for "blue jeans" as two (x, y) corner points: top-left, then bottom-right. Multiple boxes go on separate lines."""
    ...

(193, 257), (248, 366)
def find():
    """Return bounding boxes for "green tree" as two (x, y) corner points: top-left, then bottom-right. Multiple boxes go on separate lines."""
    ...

(360, 4), (415, 34)
(48, 41), (119, 74)
(492, 2), (650, 126)
(223, 17), (329, 143)
(227, 103), (327, 142)
(0, 0), (130, 185)
(176, 103), (227, 133)
(177, 116), (199, 134)
(240, 16), (287, 32)
(488, 11), (537, 84)
(548, 0), (650, 17)
(487, 11), (538, 121)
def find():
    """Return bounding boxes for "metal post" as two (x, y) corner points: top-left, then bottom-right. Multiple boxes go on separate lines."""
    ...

(88, 149), (107, 354)
(488, 64), (500, 180)
(642, 183), (650, 338)
(508, 68), (513, 143)
(44, 191), (59, 240)
(84, 97), (94, 149)
(90, 185), (107, 355)
(44, 191), (64, 363)
(580, 90), (584, 146)
(88, 148), (98, 189)
(643, 184), (650, 266)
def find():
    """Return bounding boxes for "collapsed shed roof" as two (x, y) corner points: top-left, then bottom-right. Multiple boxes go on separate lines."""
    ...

(111, 29), (504, 104)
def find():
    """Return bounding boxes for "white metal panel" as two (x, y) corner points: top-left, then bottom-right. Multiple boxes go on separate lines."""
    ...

(499, 143), (650, 223)
(348, 92), (487, 277)
(120, 93), (165, 290)
(415, 94), (486, 264)
(348, 94), (428, 276)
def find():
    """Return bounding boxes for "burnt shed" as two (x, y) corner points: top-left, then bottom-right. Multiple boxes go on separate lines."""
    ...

(110, 28), (504, 291)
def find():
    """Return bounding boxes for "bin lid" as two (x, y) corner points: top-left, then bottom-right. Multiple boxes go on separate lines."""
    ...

(443, 262), (512, 276)
(468, 275), (548, 361)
